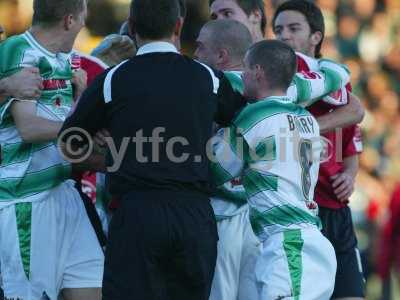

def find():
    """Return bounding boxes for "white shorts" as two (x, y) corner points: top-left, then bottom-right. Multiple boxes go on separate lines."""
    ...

(210, 208), (261, 300)
(0, 181), (104, 300)
(256, 227), (337, 300)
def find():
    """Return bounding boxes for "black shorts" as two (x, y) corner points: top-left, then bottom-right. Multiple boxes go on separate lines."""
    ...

(319, 206), (366, 298)
(102, 190), (218, 300)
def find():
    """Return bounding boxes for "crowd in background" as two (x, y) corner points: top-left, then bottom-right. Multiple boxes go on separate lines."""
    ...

(267, 1), (400, 297)
(1, 0), (399, 298)
(312, 0), (400, 291)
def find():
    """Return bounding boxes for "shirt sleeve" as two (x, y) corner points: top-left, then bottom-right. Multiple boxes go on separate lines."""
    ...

(210, 126), (245, 187)
(0, 39), (32, 79)
(342, 125), (363, 158)
(0, 37), (38, 120)
(59, 70), (110, 145)
(287, 59), (351, 107)
(287, 68), (349, 107)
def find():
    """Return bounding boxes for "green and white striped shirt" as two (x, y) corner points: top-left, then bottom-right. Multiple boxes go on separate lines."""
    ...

(211, 97), (323, 240)
(211, 60), (349, 220)
(0, 31), (73, 207)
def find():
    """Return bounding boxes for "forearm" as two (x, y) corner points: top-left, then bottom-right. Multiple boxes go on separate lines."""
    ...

(317, 94), (365, 133)
(62, 139), (106, 173)
(291, 61), (350, 107)
(19, 116), (63, 143)
(11, 98), (64, 143)
(317, 112), (352, 134)
(211, 128), (244, 186)
(72, 153), (106, 173)
(343, 155), (359, 178)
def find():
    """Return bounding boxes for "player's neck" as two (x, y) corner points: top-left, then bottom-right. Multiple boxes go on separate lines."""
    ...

(298, 48), (316, 59)
(256, 88), (287, 101)
(29, 26), (72, 54)
(221, 61), (243, 72)
(136, 36), (177, 51)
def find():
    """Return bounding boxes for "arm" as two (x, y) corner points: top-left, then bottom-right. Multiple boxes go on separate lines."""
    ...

(0, 68), (43, 102)
(10, 100), (63, 143)
(66, 145), (107, 173)
(210, 127), (245, 187)
(317, 93), (365, 134)
(331, 124), (362, 202)
(59, 70), (109, 161)
(71, 68), (88, 102)
(91, 34), (135, 67)
(288, 59), (350, 107)
(331, 155), (359, 202)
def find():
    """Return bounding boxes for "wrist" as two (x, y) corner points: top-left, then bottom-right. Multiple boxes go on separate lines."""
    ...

(343, 168), (357, 179)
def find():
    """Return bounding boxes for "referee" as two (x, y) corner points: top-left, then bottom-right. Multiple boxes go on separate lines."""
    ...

(59, 0), (245, 299)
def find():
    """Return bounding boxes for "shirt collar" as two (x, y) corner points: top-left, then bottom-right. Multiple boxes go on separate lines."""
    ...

(263, 95), (291, 103)
(136, 41), (179, 56)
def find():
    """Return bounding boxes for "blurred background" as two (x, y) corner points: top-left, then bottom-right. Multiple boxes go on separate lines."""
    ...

(1, 0), (400, 298)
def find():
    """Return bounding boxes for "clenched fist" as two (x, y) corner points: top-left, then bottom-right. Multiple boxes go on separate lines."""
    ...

(1, 67), (43, 100)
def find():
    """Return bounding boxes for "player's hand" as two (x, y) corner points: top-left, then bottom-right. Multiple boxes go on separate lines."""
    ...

(5, 67), (43, 100)
(94, 128), (111, 148)
(72, 68), (87, 100)
(91, 34), (136, 66)
(331, 172), (355, 203)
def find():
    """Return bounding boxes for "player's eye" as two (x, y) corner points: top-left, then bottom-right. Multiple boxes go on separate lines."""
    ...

(210, 13), (217, 20)
(223, 11), (233, 18)
(290, 26), (300, 33)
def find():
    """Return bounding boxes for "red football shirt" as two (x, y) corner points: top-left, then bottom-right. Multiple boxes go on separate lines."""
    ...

(297, 53), (363, 209)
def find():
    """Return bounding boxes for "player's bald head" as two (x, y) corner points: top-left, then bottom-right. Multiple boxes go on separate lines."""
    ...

(202, 19), (253, 62)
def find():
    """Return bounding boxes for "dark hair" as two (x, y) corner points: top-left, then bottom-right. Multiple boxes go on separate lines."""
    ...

(32, 0), (85, 26)
(272, 0), (325, 58)
(203, 20), (253, 62)
(209, 0), (267, 36)
(130, 0), (180, 40)
(247, 40), (297, 90)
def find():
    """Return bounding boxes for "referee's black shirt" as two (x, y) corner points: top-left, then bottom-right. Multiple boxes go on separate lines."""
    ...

(60, 42), (244, 197)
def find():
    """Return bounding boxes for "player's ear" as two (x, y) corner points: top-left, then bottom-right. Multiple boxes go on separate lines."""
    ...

(128, 17), (136, 39)
(63, 14), (74, 31)
(219, 48), (229, 65)
(248, 9), (262, 29)
(174, 17), (183, 38)
(310, 31), (323, 48)
(254, 64), (263, 81)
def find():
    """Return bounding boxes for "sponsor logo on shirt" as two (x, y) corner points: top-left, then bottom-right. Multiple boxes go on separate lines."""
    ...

(42, 79), (68, 91)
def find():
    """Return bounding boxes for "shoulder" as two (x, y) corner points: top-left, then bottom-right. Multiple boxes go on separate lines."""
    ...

(184, 56), (222, 93)
(0, 34), (31, 53)
(295, 52), (319, 72)
(234, 101), (308, 132)
(0, 34), (33, 75)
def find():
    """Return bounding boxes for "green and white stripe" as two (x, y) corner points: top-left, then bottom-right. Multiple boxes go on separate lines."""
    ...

(0, 32), (73, 206)
(15, 202), (32, 279)
(283, 229), (304, 300)
(210, 97), (322, 239)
